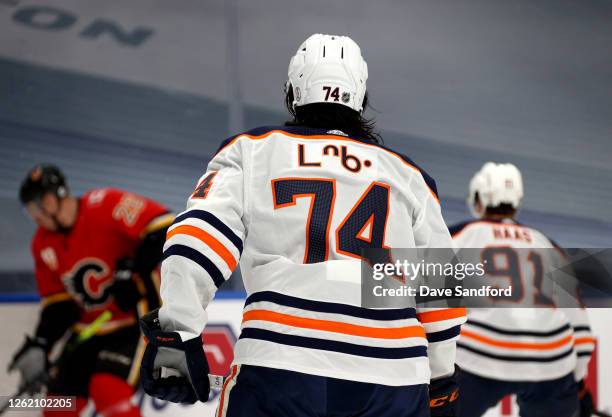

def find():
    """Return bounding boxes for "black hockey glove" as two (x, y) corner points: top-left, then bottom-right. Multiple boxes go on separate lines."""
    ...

(577, 379), (595, 417)
(429, 366), (459, 417)
(8, 336), (49, 394)
(110, 258), (142, 312)
(139, 308), (210, 403)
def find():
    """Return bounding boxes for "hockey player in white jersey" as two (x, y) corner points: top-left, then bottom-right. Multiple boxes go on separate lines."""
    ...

(450, 162), (596, 417)
(138, 34), (466, 416)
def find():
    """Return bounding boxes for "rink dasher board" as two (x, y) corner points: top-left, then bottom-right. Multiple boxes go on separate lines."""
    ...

(0, 299), (610, 417)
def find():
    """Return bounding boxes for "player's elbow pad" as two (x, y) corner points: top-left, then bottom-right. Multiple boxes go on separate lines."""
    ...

(135, 225), (171, 273)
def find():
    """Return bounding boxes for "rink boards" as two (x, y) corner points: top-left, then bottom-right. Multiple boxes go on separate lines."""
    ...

(1, 298), (610, 417)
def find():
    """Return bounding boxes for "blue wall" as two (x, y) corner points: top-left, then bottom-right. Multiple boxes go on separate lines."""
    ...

(1, 57), (611, 294)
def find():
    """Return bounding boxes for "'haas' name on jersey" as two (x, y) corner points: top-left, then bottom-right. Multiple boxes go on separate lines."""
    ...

(492, 225), (532, 243)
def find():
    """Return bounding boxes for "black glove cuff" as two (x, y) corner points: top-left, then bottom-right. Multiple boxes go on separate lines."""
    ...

(139, 309), (210, 404)
(140, 309), (186, 349)
(429, 366), (460, 416)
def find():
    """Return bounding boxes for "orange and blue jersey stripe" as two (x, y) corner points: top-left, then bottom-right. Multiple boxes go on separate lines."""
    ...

(238, 291), (463, 360)
(458, 319), (577, 363)
(162, 209), (242, 288)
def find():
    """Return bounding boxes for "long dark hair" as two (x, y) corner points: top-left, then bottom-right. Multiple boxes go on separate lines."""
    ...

(284, 85), (382, 144)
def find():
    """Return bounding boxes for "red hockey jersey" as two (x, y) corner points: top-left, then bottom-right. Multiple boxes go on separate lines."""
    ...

(31, 188), (172, 334)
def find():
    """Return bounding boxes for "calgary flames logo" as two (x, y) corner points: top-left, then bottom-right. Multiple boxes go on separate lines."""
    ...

(62, 258), (113, 310)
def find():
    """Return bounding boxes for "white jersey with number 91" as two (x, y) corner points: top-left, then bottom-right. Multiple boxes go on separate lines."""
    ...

(450, 219), (594, 382)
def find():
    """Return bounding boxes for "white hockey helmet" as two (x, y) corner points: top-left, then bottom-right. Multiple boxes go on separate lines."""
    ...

(287, 34), (368, 112)
(467, 162), (524, 218)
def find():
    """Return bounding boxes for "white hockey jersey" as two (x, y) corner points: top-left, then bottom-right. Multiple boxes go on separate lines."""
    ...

(159, 125), (466, 387)
(450, 218), (595, 382)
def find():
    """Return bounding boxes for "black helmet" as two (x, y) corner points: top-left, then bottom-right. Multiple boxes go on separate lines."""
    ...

(19, 164), (68, 205)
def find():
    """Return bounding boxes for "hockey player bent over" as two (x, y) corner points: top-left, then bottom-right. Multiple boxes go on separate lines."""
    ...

(139, 34), (466, 417)
(449, 162), (596, 417)
(9, 164), (173, 417)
